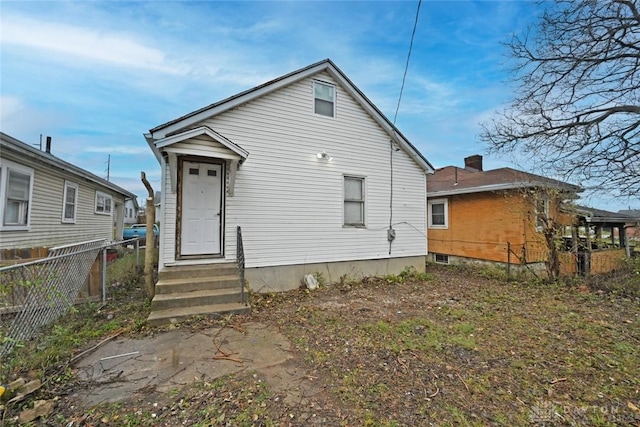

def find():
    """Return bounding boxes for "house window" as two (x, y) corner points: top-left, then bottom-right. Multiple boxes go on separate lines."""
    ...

(0, 160), (34, 229)
(535, 195), (549, 231)
(428, 198), (448, 229)
(95, 191), (112, 215)
(434, 253), (449, 264)
(314, 81), (335, 117)
(344, 176), (365, 226)
(62, 181), (78, 223)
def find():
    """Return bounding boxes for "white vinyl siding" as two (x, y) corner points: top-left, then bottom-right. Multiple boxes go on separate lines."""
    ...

(0, 154), (124, 250)
(159, 72), (427, 269)
(124, 199), (139, 225)
(62, 181), (78, 223)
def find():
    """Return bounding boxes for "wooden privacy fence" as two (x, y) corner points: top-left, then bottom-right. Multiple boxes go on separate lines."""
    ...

(507, 243), (626, 279)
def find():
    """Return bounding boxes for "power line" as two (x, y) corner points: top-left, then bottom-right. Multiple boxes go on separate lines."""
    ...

(389, 0), (423, 255)
(393, 0), (422, 125)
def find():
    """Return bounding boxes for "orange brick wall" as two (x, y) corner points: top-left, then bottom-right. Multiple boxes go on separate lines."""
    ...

(428, 191), (568, 264)
(590, 249), (625, 274)
(558, 251), (577, 276)
(429, 191), (529, 263)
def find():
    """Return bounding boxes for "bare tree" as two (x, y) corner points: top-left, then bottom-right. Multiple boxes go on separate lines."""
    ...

(481, 0), (640, 198)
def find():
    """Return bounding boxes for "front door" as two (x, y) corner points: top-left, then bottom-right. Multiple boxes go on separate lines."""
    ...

(180, 161), (223, 256)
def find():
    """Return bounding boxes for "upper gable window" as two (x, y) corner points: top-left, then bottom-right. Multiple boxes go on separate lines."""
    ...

(314, 81), (335, 117)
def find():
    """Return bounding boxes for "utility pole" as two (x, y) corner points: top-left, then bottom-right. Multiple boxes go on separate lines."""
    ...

(105, 155), (111, 181)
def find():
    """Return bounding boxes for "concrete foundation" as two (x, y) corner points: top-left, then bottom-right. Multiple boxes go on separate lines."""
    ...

(428, 253), (547, 278)
(245, 255), (426, 293)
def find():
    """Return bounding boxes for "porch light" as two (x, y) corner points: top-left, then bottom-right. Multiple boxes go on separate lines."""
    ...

(317, 152), (333, 162)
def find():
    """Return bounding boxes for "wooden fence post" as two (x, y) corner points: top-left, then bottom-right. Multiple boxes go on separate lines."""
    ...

(141, 172), (155, 298)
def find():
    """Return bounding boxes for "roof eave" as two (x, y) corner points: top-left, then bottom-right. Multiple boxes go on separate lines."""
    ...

(1, 133), (136, 199)
(147, 59), (434, 174)
(154, 126), (249, 161)
(427, 181), (580, 197)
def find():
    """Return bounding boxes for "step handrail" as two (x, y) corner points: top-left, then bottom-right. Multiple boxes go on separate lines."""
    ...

(236, 226), (246, 305)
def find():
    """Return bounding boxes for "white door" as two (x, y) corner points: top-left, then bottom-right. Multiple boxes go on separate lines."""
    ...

(181, 161), (222, 256)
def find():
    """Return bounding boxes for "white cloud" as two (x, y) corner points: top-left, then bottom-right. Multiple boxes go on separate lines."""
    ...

(0, 96), (24, 121)
(85, 145), (149, 155)
(0, 15), (189, 75)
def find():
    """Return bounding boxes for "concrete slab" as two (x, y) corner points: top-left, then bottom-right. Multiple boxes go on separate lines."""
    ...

(72, 322), (311, 407)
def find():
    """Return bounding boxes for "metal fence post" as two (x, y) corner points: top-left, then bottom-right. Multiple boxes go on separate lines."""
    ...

(507, 242), (511, 279)
(102, 247), (107, 304)
(135, 239), (140, 267)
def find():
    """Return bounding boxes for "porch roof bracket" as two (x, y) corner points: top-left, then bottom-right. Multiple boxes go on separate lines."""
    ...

(227, 159), (239, 196)
(168, 152), (178, 193)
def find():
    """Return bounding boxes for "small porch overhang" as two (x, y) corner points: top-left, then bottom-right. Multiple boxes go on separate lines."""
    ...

(151, 126), (249, 195)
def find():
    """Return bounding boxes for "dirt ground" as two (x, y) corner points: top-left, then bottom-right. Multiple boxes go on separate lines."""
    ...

(7, 265), (640, 426)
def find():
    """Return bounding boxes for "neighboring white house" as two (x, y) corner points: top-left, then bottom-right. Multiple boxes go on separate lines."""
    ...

(145, 59), (434, 292)
(124, 198), (139, 225)
(0, 132), (136, 261)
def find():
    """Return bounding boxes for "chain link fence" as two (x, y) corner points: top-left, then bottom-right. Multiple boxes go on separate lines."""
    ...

(0, 238), (140, 358)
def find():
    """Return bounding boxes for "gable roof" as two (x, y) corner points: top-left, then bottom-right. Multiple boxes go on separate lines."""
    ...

(155, 126), (249, 163)
(427, 165), (582, 197)
(145, 58), (434, 174)
(0, 132), (136, 199)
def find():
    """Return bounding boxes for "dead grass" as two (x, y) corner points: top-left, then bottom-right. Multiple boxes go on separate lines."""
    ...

(2, 263), (639, 426)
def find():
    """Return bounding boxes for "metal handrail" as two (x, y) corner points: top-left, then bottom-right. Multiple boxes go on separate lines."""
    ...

(236, 226), (246, 305)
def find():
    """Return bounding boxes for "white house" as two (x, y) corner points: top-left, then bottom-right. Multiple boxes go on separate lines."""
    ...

(0, 132), (136, 262)
(145, 59), (434, 298)
(123, 198), (139, 226)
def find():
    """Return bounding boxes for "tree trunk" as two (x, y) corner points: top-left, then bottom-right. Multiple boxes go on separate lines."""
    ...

(141, 172), (156, 298)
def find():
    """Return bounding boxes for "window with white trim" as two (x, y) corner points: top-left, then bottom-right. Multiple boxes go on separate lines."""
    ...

(0, 160), (34, 229)
(62, 181), (78, 223)
(535, 195), (549, 231)
(344, 176), (365, 226)
(314, 81), (335, 117)
(428, 198), (448, 229)
(95, 191), (112, 215)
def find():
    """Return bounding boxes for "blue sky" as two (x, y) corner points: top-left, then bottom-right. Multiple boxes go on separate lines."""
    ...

(1, 1), (634, 211)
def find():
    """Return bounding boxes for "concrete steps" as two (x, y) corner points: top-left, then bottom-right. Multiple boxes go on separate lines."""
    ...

(147, 263), (250, 326)
(147, 302), (250, 327)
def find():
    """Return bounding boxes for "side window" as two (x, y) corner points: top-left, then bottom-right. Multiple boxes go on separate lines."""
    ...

(344, 176), (365, 226)
(0, 160), (34, 229)
(95, 191), (113, 215)
(314, 81), (336, 117)
(428, 198), (448, 229)
(535, 195), (549, 231)
(62, 181), (78, 223)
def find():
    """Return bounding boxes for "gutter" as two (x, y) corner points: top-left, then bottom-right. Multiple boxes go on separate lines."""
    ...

(428, 181), (580, 198)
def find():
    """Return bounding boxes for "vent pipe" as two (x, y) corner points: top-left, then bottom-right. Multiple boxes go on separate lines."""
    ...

(45, 136), (52, 153)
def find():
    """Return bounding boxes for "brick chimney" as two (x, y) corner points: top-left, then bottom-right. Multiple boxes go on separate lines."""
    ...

(464, 154), (483, 172)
